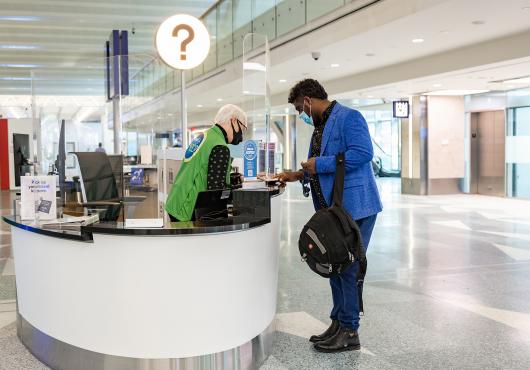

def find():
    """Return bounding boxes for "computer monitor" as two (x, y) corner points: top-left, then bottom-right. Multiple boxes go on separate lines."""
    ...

(193, 189), (231, 221)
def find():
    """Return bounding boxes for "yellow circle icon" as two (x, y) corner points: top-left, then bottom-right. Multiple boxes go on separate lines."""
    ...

(156, 14), (210, 70)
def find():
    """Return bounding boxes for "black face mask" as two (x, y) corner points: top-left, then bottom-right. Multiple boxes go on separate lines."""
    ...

(231, 120), (243, 145)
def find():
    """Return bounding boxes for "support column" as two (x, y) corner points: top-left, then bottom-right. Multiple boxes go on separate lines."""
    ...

(401, 96), (428, 195)
(112, 97), (121, 155)
(30, 70), (41, 174)
(401, 95), (465, 195)
(180, 70), (187, 149)
(283, 114), (297, 171)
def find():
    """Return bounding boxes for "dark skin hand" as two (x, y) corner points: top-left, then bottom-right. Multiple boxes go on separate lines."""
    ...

(276, 157), (316, 183)
(301, 157), (317, 175)
(275, 171), (303, 183)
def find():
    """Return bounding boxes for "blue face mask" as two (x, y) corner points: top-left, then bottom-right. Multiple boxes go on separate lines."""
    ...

(299, 101), (314, 126)
(299, 111), (314, 126)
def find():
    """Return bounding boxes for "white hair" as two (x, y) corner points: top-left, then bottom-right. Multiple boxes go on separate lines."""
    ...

(214, 104), (247, 128)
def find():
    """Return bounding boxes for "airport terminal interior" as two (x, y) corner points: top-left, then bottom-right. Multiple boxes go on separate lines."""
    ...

(1, 0), (530, 369)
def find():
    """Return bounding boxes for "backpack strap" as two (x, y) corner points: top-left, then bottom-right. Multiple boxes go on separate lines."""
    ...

(328, 207), (352, 237)
(332, 153), (345, 207)
(357, 249), (367, 315)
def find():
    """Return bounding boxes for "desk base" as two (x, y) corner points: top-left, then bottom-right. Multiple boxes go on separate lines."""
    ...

(17, 314), (274, 370)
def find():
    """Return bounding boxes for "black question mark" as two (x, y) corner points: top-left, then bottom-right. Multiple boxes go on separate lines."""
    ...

(172, 24), (195, 61)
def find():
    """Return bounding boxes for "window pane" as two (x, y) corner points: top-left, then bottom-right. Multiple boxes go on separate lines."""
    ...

(253, 0), (276, 18)
(276, 0), (306, 37)
(203, 9), (217, 72)
(307, 0), (344, 22)
(233, 0), (252, 58)
(217, 0), (233, 66)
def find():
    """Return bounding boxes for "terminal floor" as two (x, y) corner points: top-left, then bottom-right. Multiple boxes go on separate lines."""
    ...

(2, 179), (530, 369)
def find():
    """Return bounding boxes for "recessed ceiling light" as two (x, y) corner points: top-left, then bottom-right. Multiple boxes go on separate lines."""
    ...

(0, 63), (39, 68)
(523, 6), (530, 10)
(331, 63), (340, 68)
(440, 30), (450, 35)
(0, 16), (41, 22)
(243, 90), (250, 94)
(433, 83), (443, 87)
(471, 20), (485, 25)
(502, 77), (530, 84)
(425, 89), (490, 96)
(507, 85), (515, 89)
(197, 104), (203, 108)
(0, 77), (31, 81)
(412, 38), (424, 43)
(367, 95), (374, 98)
(0, 45), (39, 50)
(216, 98), (223, 102)
(279, 79), (287, 83)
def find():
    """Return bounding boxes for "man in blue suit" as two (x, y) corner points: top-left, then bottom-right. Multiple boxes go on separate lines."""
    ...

(277, 79), (382, 353)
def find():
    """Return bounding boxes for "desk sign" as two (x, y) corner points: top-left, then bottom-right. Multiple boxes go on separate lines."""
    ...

(393, 101), (410, 118)
(243, 140), (258, 179)
(20, 176), (56, 221)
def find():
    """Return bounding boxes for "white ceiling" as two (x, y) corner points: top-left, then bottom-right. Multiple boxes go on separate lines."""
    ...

(0, 0), (216, 92)
(268, 0), (530, 90)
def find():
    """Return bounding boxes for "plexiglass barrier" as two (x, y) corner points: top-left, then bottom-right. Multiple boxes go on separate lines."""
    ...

(239, 33), (277, 178)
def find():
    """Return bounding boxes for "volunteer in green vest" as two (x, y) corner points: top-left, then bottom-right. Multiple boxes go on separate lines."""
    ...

(165, 104), (248, 222)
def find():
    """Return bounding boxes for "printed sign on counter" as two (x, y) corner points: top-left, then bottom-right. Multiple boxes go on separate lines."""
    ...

(243, 140), (258, 179)
(20, 176), (56, 221)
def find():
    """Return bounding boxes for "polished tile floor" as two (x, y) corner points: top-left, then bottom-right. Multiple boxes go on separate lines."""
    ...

(2, 179), (530, 369)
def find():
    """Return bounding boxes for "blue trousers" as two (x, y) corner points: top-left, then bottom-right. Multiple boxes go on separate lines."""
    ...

(329, 214), (377, 331)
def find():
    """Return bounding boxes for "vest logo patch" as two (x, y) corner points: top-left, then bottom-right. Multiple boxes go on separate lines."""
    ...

(184, 132), (206, 161)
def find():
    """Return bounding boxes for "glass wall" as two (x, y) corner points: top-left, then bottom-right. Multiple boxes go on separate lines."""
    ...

(506, 91), (530, 199)
(339, 101), (402, 173)
(131, 0), (355, 100)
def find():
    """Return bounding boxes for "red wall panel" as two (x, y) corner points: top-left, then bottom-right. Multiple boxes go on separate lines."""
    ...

(0, 119), (9, 190)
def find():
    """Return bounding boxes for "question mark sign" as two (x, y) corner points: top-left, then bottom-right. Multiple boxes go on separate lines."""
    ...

(172, 24), (195, 61)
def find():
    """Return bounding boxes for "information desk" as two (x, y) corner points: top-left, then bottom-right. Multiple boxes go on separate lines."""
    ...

(2, 187), (284, 370)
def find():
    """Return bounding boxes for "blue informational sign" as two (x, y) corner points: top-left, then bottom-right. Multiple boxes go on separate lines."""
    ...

(130, 168), (145, 186)
(243, 140), (258, 179)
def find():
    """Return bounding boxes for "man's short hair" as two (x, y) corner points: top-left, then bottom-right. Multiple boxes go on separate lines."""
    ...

(288, 79), (328, 104)
(214, 104), (248, 128)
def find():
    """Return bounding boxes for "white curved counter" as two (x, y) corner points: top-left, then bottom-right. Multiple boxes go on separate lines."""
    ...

(3, 189), (283, 370)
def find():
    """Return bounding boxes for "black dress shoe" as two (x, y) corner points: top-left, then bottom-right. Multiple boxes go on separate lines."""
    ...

(313, 327), (360, 353)
(309, 320), (340, 343)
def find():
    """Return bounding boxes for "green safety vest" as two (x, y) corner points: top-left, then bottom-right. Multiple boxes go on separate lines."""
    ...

(165, 125), (231, 221)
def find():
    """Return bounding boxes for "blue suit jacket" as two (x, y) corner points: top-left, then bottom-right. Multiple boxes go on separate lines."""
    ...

(308, 103), (383, 220)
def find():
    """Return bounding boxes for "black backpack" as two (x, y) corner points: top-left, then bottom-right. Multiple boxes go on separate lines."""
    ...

(298, 154), (368, 309)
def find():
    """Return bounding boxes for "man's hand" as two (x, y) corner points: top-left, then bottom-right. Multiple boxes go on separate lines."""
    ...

(276, 171), (303, 183)
(301, 157), (317, 175)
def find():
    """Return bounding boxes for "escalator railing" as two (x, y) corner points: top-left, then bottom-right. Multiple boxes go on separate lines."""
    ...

(371, 138), (401, 177)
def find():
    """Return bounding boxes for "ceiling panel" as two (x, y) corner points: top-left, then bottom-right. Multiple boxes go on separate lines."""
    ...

(0, 0), (217, 92)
